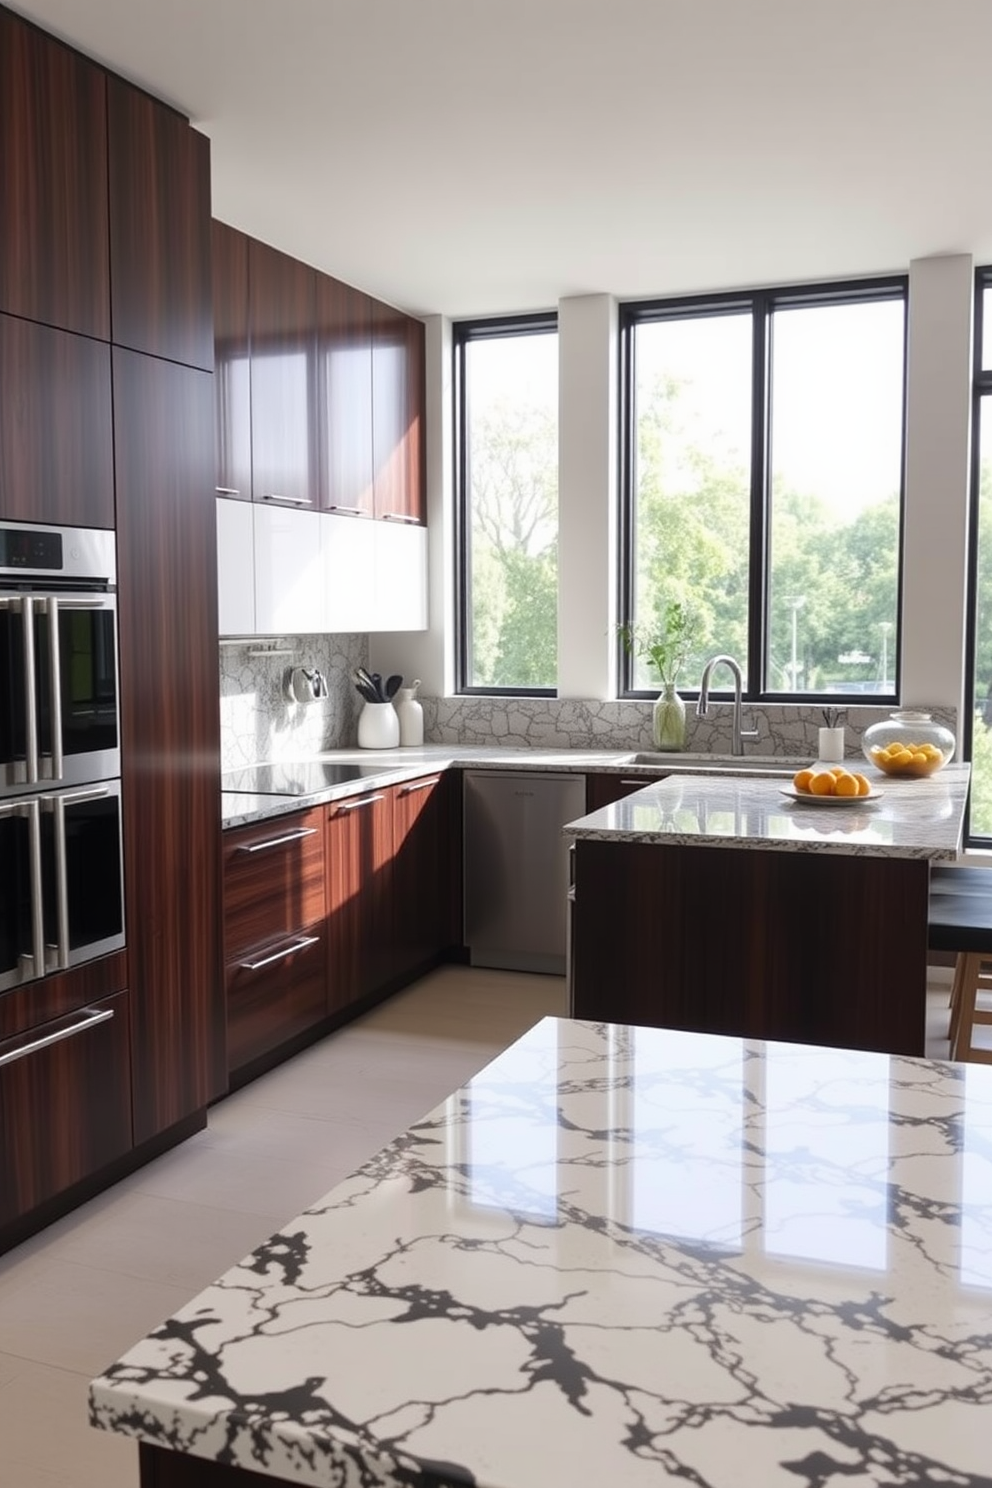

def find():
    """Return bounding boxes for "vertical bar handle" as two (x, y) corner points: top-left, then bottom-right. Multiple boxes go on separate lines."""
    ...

(22, 596), (39, 784)
(43, 596), (64, 780)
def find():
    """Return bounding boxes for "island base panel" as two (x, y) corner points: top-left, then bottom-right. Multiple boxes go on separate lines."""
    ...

(572, 840), (929, 1055)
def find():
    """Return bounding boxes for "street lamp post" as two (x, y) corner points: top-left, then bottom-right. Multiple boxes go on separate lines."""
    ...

(787, 597), (806, 691)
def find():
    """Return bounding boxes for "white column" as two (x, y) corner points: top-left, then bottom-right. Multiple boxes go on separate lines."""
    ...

(556, 294), (617, 700)
(901, 255), (973, 713)
(369, 313), (450, 695)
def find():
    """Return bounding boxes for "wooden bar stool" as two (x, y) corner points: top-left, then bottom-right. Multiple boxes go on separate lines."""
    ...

(928, 865), (992, 1063)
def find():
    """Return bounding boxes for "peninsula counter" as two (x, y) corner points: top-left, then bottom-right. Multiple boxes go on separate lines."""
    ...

(565, 765), (970, 1055)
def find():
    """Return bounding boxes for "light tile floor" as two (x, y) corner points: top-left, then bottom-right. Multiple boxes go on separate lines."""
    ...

(0, 965), (961, 1488)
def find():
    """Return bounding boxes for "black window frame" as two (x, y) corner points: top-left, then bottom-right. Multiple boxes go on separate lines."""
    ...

(617, 275), (909, 701)
(453, 310), (559, 697)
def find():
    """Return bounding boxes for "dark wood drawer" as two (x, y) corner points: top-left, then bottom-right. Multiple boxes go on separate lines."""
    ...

(223, 809), (325, 958)
(225, 927), (326, 1072)
(0, 990), (133, 1226)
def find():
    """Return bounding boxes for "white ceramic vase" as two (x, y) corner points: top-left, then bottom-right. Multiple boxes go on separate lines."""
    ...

(357, 701), (399, 749)
(394, 683), (424, 747)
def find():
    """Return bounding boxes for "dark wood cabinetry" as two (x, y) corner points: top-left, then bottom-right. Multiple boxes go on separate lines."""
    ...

(0, 313), (114, 527)
(585, 772), (664, 812)
(0, 6), (110, 339)
(114, 349), (224, 1142)
(316, 274), (374, 516)
(211, 221), (252, 501)
(249, 239), (317, 508)
(107, 76), (213, 371)
(325, 788), (395, 1012)
(0, 991), (132, 1228)
(372, 300), (426, 523)
(391, 773), (460, 980)
(223, 809), (327, 1074)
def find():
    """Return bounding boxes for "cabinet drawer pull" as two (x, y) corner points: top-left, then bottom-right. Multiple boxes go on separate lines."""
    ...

(261, 493), (313, 506)
(619, 779), (651, 786)
(335, 794), (384, 811)
(215, 486), (241, 496)
(236, 827), (318, 853)
(239, 935), (319, 972)
(0, 1007), (114, 1069)
(380, 511), (420, 523)
(327, 505), (367, 516)
(399, 778), (439, 795)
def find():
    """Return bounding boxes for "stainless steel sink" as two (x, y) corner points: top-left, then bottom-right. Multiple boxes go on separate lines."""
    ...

(626, 753), (803, 777)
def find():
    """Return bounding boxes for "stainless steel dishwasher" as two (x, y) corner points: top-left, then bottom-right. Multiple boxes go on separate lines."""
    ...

(462, 770), (586, 974)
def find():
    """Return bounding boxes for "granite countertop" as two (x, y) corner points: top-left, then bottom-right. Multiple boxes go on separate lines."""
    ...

(220, 746), (839, 829)
(89, 1016), (992, 1487)
(564, 762), (971, 860)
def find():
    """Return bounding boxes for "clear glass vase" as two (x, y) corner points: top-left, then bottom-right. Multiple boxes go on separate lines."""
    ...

(652, 682), (686, 751)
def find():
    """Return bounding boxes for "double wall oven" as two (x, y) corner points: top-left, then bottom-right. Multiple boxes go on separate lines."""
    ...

(0, 522), (125, 993)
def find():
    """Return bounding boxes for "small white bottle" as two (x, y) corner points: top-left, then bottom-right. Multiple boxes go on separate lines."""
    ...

(394, 680), (424, 747)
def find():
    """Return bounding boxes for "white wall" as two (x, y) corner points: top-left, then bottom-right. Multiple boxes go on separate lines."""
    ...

(375, 253), (975, 733)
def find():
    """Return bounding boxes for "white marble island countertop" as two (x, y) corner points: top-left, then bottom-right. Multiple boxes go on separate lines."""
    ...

(90, 1017), (992, 1488)
(564, 762), (971, 860)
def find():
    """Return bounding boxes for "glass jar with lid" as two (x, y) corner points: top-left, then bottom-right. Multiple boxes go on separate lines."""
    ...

(862, 710), (955, 778)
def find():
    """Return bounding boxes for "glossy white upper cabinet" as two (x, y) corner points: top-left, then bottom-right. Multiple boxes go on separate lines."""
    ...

(253, 503), (324, 634)
(217, 497), (254, 635)
(323, 512), (376, 632)
(373, 520), (427, 631)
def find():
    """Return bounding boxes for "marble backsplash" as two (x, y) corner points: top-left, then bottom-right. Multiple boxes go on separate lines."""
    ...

(219, 637), (958, 770)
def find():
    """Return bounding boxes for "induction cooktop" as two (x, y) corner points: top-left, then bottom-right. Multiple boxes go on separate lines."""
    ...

(221, 761), (384, 796)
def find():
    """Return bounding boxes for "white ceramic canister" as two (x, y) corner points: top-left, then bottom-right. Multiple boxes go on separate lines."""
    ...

(357, 701), (399, 749)
(394, 680), (424, 747)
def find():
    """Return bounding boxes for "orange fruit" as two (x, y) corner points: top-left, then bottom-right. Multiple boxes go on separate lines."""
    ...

(834, 772), (859, 797)
(830, 765), (847, 776)
(854, 773), (871, 796)
(809, 771), (836, 796)
(793, 768), (815, 792)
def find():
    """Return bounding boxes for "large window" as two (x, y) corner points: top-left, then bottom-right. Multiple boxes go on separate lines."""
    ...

(454, 315), (558, 694)
(966, 270), (992, 839)
(621, 281), (907, 699)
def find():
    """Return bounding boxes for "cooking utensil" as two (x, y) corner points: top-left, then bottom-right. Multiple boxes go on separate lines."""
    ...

(384, 673), (402, 700)
(371, 672), (384, 701)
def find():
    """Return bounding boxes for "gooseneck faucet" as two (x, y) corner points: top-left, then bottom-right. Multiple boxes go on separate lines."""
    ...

(696, 654), (760, 757)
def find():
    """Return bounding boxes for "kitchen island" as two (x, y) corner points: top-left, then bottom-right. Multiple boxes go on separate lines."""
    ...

(566, 764), (971, 1057)
(89, 1015), (992, 1487)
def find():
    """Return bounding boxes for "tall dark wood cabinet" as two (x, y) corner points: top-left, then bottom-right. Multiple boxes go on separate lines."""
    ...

(107, 75), (213, 372)
(0, 313), (114, 527)
(249, 239), (317, 507)
(372, 300), (426, 523)
(0, 6), (110, 338)
(391, 774), (459, 981)
(325, 791), (395, 1012)
(113, 349), (223, 1142)
(316, 274), (375, 515)
(212, 220), (252, 501)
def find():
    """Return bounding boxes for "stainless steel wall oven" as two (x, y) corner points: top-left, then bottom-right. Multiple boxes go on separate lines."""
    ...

(0, 523), (125, 991)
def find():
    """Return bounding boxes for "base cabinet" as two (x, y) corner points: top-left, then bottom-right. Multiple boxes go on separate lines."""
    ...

(0, 990), (132, 1227)
(325, 789), (394, 1012)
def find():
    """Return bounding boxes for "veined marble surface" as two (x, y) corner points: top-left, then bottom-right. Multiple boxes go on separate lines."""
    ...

(89, 1017), (992, 1487)
(565, 763), (971, 860)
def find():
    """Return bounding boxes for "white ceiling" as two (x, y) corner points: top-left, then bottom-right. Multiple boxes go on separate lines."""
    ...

(10, 0), (992, 318)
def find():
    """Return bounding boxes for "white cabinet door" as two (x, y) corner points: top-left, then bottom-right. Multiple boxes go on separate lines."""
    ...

(216, 497), (255, 635)
(373, 521), (427, 631)
(253, 504), (324, 634)
(322, 512), (376, 632)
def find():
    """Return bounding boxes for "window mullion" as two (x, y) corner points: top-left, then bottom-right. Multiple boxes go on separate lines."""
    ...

(747, 293), (769, 698)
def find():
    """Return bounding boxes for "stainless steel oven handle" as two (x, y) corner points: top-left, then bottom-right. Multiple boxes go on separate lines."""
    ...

(48, 790), (71, 972)
(0, 799), (43, 978)
(0, 1007), (114, 1070)
(17, 596), (40, 785)
(239, 935), (319, 972)
(42, 595), (64, 780)
(235, 827), (318, 853)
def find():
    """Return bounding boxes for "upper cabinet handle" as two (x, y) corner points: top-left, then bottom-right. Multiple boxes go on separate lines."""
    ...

(261, 493), (313, 506)
(215, 486), (241, 496)
(380, 511), (419, 523)
(327, 506), (367, 516)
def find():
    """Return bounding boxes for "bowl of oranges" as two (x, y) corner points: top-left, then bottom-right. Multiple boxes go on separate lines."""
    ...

(861, 710), (955, 779)
(787, 765), (875, 801)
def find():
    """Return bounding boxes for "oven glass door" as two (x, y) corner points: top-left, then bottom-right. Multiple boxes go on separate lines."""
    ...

(0, 800), (42, 993)
(35, 595), (120, 788)
(0, 597), (30, 790)
(39, 782), (125, 974)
